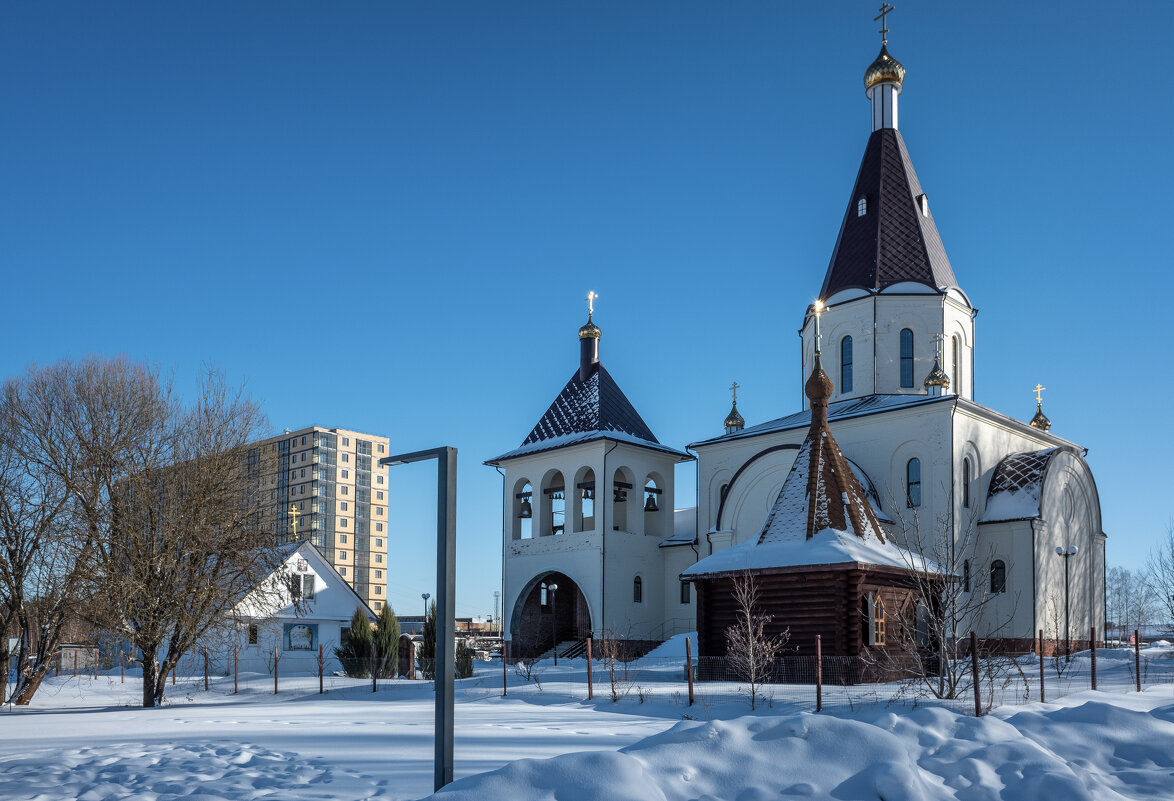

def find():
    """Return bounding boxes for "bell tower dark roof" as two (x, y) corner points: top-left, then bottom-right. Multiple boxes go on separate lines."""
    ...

(819, 127), (958, 299)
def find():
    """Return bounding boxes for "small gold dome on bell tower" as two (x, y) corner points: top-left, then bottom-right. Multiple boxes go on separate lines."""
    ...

(864, 43), (906, 90)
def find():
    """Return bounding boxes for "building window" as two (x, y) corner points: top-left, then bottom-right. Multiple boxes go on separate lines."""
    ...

(301, 436), (306, 446)
(374, 601), (381, 610)
(633, 575), (643, 603)
(375, 554), (383, 563)
(990, 560), (1007, 593)
(680, 581), (691, 604)
(840, 336), (853, 393)
(906, 458), (921, 507)
(375, 523), (383, 532)
(248, 624), (258, 645)
(339, 535), (347, 544)
(378, 444), (385, 453)
(339, 551), (347, 560)
(341, 502), (348, 511)
(900, 328), (914, 387)
(375, 538), (383, 548)
(376, 491), (384, 500)
(340, 518), (347, 527)
(963, 559), (971, 592)
(340, 566), (346, 576)
(873, 596), (886, 645)
(343, 454), (349, 462)
(342, 470), (349, 479)
(300, 574), (315, 599)
(857, 196), (868, 216)
(300, 468), (305, 478)
(962, 458), (971, 508)
(375, 569), (382, 579)
(342, 486), (348, 495)
(540, 582), (548, 607)
(375, 586), (382, 595)
(951, 335), (960, 391)
(342, 437), (349, 446)
(377, 476), (384, 485)
(376, 507), (383, 516)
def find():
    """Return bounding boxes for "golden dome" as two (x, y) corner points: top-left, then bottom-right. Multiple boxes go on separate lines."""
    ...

(578, 317), (601, 340)
(723, 402), (745, 431)
(1030, 403), (1052, 432)
(864, 44), (905, 91)
(923, 358), (950, 389)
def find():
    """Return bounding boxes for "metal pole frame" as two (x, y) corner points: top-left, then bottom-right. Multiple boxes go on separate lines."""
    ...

(381, 447), (457, 792)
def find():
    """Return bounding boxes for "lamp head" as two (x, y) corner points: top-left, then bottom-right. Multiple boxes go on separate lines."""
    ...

(548, 583), (558, 592)
(1068, 546), (1079, 555)
(1055, 546), (1064, 555)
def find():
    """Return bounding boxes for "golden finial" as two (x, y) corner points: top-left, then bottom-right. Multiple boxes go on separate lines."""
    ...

(730, 380), (740, 405)
(288, 503), (300, 534)
(585, 290), (598, 320)
(724, 380), (745, 432)
(1030, 384), (1052, 431)
(875, 3), (894, 44)
(1033, 384), (1046, 405)
(578, 291), (602, 340)
(812, 300), (825, 355)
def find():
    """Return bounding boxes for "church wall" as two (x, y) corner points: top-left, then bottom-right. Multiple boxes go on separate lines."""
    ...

(602, 529), (667, 640)
(661, 545), (698, 638)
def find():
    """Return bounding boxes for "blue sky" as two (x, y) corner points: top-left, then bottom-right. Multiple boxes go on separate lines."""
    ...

(2, 2), (1171, 619)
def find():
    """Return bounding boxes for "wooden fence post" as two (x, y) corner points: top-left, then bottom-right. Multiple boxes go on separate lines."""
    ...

(684, 637), (693, 707)
(1039, 628), (1046, 703)
(1134, 629), (1141, 692)
(204, 648), (209, 691)
(274, 645), (279, 695)
(233, 646), (238, 694)
(370, 641), (377, 693)
(587, 637), (595, 701)
(815, 635), (823, 713)
(970, 632), (981, 717)
(1090, 627), (1097, 691)
(319, 643), (324, 695)
(502, 640), (508, 697)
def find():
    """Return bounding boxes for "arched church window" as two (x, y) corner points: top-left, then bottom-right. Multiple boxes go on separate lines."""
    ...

(990, 560), (1007, 594)
(841, 336), (853, 393)
(540, 582), (549, 607)
(951, 336), (960, 391)
(633, 575), (643, 603)
(962, 459), (971, 508)
(872, 595), (886, 645)
(900, 329), (914, 388)
(857, 196), (868, 216)
(906, 458), (921, 507)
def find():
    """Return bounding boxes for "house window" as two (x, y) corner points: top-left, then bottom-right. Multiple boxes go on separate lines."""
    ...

(900, 328), (914, 387)
(857, 196), (868, 216)
(248, 624), (258, 645)
(633, 576), (643, 603)
(680, 581), (691, 604)
(301, 574), (315, 599)
(963, 559), (971, 592)
(962, 459), (971, 508)
(873, 596), (886, 645)
(990, 560), (1007, 593)
(906, 458), (922, 507)
(840, 336), (853, 393)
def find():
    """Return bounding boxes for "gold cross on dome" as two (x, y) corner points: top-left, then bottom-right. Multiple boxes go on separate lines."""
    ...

(1033, 384), (1047, 405)
(730, 380), (740, 404)
(875, 3), (894, 43)
(930, 333), (945, 358)
(585, 291), (598, 318)
(288, 503), (300, 532)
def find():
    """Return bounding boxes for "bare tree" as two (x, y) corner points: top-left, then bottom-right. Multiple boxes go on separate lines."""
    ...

(724, 571), (788, 710)
(1144, 524), (1174, 629)
(879, 499), (1018, 702)
(1108, 565), (1155, 642)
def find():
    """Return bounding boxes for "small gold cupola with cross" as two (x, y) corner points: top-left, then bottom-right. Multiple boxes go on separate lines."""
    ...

(1030, 384), (1052, 431)
(723, 381), (745, 434)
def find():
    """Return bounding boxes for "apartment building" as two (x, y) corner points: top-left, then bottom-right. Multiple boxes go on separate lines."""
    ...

(250, 426), (391, 611)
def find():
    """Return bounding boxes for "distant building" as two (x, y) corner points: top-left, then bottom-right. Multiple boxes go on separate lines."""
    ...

(249, 427), (392, 612)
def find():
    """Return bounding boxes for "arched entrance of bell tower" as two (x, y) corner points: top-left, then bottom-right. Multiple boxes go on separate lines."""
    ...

(510, 571), (592, 658)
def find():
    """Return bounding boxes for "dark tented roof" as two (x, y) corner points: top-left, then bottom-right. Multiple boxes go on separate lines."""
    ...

(820, 128), (958, 298)
(488, 364), (689, 463)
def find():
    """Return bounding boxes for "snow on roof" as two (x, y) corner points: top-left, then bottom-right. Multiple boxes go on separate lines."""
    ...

(682, 528), (931, 577)
(982, 447), (1069, 523)
(488, 428), (688, 463)
(690, 393), (952, 448)
(659, 507), (698, 548)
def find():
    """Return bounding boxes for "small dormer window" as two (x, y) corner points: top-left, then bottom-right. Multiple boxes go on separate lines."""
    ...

(917, 193), (929, 216)
(857, 196), (868, 216)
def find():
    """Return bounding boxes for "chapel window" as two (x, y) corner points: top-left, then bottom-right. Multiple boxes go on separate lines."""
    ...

(633, 575), (643, 603)
(962, 458), (971, 508)
(900, 328), (915, 388)
(873, 596), (886, 645)
(680, 581), (691, 604)
(906, 458), (922, 508)
(990, 560), (1007, 594)
(540, 582), (548, 607)
(857, 196), (868, 216)
(841, 336), (854, 394)
(951, 335), (960, 391)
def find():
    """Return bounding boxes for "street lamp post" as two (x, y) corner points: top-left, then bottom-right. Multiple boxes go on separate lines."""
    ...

(422, 592), (430, 622)
(1055, 545), (1079, 662)
(548, 583), (559, 666)
(381, 447), (457, 792)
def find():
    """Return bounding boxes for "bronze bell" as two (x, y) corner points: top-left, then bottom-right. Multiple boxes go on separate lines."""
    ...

(644, 494), (658, 512)
(519, 498), (533, 519)
(613, 488), (627, 503)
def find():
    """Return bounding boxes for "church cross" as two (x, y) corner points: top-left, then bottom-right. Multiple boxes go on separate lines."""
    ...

(288, 503), (300, 533)
(730, 380), (740, 405)
(874, 3), (894, 44)
(585, 291), (598, 318)
(1033, 383), (1047, 405)
(930, 332), (945, 359)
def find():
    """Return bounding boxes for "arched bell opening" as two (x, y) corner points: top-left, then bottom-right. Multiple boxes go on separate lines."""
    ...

(643, 472), (665, 537)
(509, 571), (593, 658)
(539, 469), (566, 536)
(611, 466), (635, 532)
(512, 478), (533, 540)
(572, 466), (596, 533)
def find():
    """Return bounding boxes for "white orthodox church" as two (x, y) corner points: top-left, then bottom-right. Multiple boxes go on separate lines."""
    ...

(488, 35), (1105, 658)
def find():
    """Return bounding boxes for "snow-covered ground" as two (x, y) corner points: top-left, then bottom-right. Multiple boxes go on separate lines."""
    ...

(3, 643), (1174, 800)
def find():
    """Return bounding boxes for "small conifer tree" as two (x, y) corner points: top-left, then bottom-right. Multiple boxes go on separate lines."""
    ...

(334, 605), (373, 678)
(373, 605), (401, 678)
